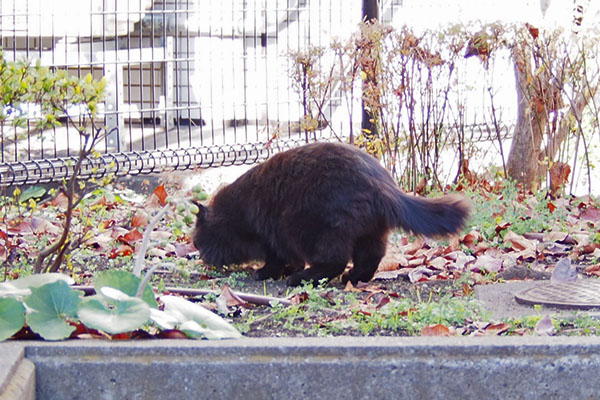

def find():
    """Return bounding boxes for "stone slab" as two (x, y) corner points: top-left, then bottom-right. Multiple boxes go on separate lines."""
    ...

(0, 344), (35, 400)
(21, 337), (600, 400)
(3, 281), (600, 399)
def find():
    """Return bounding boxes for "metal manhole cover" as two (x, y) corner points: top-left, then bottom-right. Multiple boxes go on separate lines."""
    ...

(515, 280), (600, 309)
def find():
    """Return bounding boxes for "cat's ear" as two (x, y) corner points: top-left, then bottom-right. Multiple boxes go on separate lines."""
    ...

(192, 200), (208, 222)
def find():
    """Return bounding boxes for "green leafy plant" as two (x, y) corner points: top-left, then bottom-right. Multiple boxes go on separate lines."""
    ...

(152, 295), (241, 340)
(0, 270), (241, 341)
(1, 190), (237, 341)
(78, 287), (150, 335)
(0, 50), (115, 275)
(24, 280), (82, 340)
(94, 269), (158, 309)
(1, 51), (109, 273)
(0, 297), (25, 341)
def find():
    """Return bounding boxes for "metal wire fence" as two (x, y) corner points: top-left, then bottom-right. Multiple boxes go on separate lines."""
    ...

(0, 0), (507, 186)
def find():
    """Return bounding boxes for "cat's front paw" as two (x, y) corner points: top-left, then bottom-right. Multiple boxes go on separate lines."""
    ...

(253, 265), (281, 281)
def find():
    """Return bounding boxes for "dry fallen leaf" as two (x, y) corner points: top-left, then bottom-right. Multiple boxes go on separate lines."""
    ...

(504, 231), (537, 260)
(549, 162), (570, 194)
(51, 192), (70, 208)
(461, 283), (473, 296)
(421, 324), (452, 336)
(131, 212), (148, 228)
(544, 231), (569, 242)
(289, 292), (310, 304)
(109, 244), (134, 259)
(110, 226), (129, 239)
(461, 230), (484, 248)
(445, 251), (475, 271)
(408, 267), (432, 283)
(158, 330), (189, 339)
(150, 230), (173, 241)
(377, 250), (408, 271)
(470, 254), (503, 274)
(580, 206), (600, 222)
(373, 270), (409, 280)
(400, 237), (425, 255)
(584, 264), (600, 276)
(428, 257), (449, 270)
(217, 284), (249, 313)
(484, 322), (511, 335)
(174, 242), (197, 257)
(153, 184), (169, 206)
(119, 228), (143, 245)
(503, 231), (536, 252)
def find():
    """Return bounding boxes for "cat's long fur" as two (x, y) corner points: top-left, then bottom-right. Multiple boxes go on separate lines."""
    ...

(193, 142), (470, 285)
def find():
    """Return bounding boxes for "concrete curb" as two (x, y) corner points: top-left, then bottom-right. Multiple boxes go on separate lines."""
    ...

(0, 344), (35, 400)
(3, 337), (600, 399)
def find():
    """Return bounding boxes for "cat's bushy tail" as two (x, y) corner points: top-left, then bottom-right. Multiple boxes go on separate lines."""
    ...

(388, 191), (471, 237)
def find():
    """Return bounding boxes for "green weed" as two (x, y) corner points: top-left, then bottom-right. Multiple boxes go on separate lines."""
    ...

(466, 181), (572, 243)
(352, 295), (489, 335)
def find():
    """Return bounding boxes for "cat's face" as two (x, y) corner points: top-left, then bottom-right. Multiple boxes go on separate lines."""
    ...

(193, 203), (264, 267)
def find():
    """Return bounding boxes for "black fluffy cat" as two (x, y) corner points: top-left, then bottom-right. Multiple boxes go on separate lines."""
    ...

(193, 142), (470, 286)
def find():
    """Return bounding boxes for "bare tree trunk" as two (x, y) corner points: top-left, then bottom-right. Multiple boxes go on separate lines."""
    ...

(506, 44), (547, 190)
(506, 35), (593, 191)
